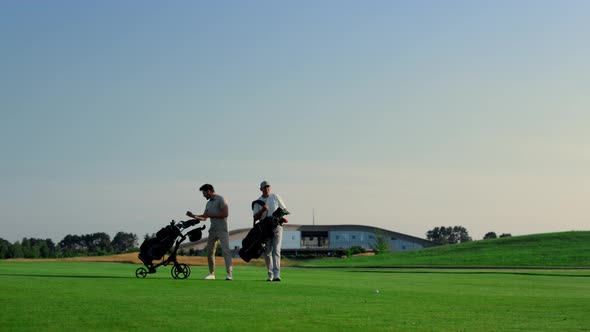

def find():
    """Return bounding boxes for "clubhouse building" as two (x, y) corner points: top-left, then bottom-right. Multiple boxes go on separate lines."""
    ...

(180, 224), (435, 257)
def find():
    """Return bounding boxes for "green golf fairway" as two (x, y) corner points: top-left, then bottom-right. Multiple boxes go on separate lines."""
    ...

(1, 261), (588, 331)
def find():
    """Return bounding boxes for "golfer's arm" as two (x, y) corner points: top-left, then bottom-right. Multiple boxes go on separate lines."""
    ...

(253, 205), (267, 222)
(195, 209), (209, 221)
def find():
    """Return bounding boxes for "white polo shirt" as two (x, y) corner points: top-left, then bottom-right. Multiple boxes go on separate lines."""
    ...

(253, 193), (287, 220)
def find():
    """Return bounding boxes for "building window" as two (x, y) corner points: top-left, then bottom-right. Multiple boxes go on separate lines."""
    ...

(352, 235), (356, 240)
(335, 235), (340, 240)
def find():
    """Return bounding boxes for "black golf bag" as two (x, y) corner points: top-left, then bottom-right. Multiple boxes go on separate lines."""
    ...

(139, 219), (203, 265)
(135, 219), (205, 279)
(239, 202), (290, 262)
(139, 224), (182, 263)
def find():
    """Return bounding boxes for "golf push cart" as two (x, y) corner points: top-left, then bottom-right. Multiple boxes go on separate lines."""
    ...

(136, 219), (205, 279)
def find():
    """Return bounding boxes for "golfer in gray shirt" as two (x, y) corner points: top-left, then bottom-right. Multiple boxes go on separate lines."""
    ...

(187, 184), (233, 280)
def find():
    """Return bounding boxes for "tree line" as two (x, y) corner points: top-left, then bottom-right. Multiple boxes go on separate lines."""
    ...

(0, 232), (138, 259)
(426, 226), (512, 245)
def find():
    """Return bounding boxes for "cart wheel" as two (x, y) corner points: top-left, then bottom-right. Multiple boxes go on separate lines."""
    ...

(171, 264), (191, 279)
(136, 267), (148, 278)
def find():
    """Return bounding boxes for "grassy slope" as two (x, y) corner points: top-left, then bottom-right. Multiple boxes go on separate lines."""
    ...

(297, 231), (590, 268)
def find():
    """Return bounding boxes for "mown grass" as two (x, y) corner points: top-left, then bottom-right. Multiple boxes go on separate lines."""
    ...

(1, 261), (589, 331)
(297, 231), (590, 268)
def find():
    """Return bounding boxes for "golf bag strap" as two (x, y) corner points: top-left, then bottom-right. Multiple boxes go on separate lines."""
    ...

(251, 199), (266, 210)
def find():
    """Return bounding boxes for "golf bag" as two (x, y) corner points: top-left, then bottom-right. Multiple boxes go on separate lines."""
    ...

(136, 219), (205, 279)
(139, 219), (203, 264)
(239, 201), (289, 262)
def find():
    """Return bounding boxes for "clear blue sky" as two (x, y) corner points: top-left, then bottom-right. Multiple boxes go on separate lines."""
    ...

(1, 1), (589, 243)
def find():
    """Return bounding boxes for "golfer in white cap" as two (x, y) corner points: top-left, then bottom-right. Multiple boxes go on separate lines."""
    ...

(252, 180), (288, 281)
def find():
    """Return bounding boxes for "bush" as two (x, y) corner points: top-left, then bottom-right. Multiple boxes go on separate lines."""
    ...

(346, 246), (366, 257)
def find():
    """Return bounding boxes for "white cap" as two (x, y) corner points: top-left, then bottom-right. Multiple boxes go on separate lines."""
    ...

(260, 180), (270, 189)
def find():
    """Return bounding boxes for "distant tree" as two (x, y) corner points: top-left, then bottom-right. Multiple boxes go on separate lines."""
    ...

(31, 238), (50, 258)
(10, 242), (24, 258)
(499, 233), (512, 238)
(83, 234), (94, 252)
(0, 238), (12, 259)
(82, 233), (112, 254)
(25, 238), (50, 258)
(111, 232), (138, 253)
(426, 226), (472, 245)
(372, 233), (390, 254)
(37, 240), (50, 258)
(59, 234), (83, 252)
(44, 239), (57, 258)
(59, 233), (112, 256)
(345, 248), (352, 258)
(427, 227), (445, 244)
(483, 232), (498, 240)
(346, 246), (366, 257)
(455, 226), (472, 243)
(21, 238), (35, 258)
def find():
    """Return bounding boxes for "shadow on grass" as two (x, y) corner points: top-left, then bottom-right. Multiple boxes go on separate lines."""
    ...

(0, 273), (279, 283)
(0, 273), (137, 279)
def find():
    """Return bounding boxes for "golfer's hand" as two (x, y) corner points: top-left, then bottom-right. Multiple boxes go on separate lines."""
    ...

(186, 211), (195, 218)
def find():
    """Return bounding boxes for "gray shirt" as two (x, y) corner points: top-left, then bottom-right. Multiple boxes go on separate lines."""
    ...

(205, 195), (228, 233)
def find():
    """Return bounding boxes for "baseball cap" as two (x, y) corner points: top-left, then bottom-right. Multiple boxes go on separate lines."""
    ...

(260, 180), (270, 189)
